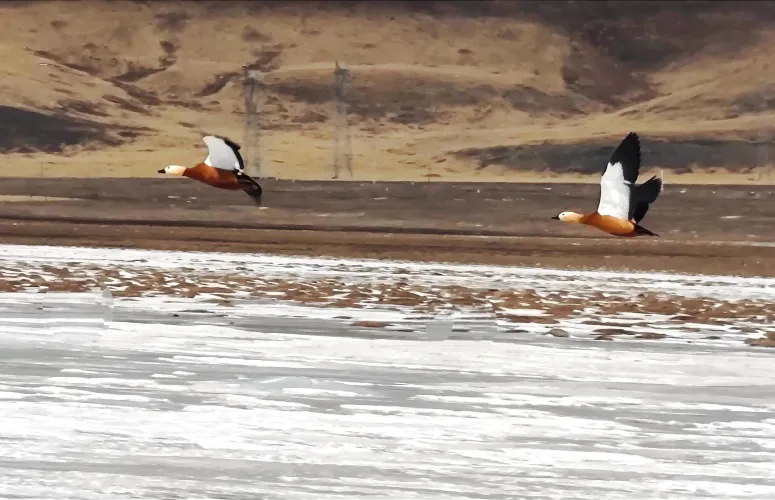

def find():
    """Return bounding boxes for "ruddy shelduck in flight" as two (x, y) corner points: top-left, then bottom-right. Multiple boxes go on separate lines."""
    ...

(158, 135), (263, 206)
(552, 132), (663, 237)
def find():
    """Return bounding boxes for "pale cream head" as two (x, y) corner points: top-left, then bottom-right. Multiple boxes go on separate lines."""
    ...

(552, 211), (584, 223)
(160, 165), (187, 176)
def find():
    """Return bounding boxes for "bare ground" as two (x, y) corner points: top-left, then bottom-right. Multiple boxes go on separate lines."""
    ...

(2, 1), (775, 183)
(1, 178), (775, 277)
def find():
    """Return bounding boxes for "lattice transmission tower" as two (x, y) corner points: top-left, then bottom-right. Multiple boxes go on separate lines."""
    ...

(242, 67), (266, 178)
(756, 84), (773, 183)
(331, 61), (353, 179)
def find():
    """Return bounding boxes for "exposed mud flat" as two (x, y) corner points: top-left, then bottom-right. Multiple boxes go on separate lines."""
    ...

(1, 178), (775, 277)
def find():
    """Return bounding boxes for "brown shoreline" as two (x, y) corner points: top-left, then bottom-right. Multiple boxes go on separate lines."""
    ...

(1, 178), (774, 277)
(1, 220), (774, 277)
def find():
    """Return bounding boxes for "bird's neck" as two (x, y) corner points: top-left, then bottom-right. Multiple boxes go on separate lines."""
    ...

(565, 212), (585, 223)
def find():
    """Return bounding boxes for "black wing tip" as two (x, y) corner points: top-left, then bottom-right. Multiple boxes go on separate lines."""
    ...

(213, 135), (242, 151)
(607, 131), (642, 182)
(242, 183), (263, 206)
(642, 174), (663, 189)
(642, 176), (664, 199)
(621, 131), (641, 154)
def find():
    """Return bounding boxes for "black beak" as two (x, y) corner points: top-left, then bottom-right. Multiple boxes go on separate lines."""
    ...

(550, 215), (560, 220)
(157, 169), (165, 174)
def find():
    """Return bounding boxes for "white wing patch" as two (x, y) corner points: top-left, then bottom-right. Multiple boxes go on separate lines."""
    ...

(202, 136), (242, 173)
(597, 161), (632, 220)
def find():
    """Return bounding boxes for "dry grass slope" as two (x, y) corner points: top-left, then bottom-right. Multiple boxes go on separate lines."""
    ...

(1, 0), (775, 183)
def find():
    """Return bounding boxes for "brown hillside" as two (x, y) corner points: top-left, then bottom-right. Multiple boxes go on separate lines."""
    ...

(1, 0), (775, 183)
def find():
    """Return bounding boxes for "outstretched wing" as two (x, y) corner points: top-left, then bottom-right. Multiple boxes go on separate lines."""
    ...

(237, 172), (263, 207)
(630, 170), (663, 223)
(202, 135), (245, 173)
(630, 171), (664, 222)
(597, 132), (641, 220)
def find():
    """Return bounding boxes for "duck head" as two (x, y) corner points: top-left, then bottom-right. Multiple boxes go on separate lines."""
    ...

(158, 165), (187, 176)
(551, 211), (584, 223)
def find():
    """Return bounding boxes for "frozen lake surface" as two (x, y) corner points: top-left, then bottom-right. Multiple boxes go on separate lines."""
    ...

(0, 244), (774, 499)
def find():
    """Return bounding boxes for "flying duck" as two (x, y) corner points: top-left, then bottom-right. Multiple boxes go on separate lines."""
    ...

(158, 135), (263, 206)
(551, 132), (663, 237)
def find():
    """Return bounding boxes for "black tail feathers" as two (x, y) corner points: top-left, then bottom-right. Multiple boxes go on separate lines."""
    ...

(633, 224), (659, 237)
